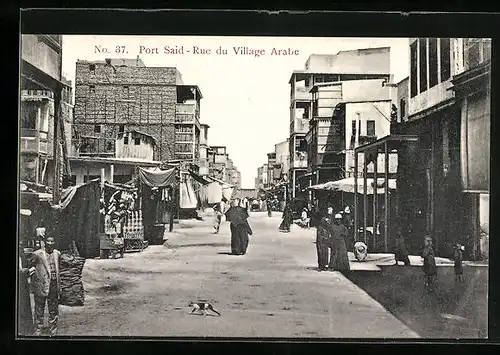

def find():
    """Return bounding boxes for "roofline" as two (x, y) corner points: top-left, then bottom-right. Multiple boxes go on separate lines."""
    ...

(289, 71), (391, 84)
(69, 156), (161, 166)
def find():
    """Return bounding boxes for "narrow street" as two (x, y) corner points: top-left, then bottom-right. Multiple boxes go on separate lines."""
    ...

(57, 212), (418, 338)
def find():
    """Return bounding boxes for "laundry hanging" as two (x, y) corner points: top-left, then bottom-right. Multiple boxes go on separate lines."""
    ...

(180, 176), (198, 209)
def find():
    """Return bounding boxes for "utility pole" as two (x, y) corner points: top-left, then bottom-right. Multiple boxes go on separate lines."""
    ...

(52, 85), (62, 204)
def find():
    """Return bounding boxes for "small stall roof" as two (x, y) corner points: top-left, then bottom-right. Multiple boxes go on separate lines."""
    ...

(354, 135), (419, 154)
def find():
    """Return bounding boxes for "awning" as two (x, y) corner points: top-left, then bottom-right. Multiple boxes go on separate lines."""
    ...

(138, 167), (177, 188)
(308, 177), (396, 195)
(189, 170), (212, 185)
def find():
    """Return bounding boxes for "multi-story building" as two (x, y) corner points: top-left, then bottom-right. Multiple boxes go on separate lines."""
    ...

(450, 38), (491, 260)
(274, 139), (290, 182)
(288, 47), (392, 198)
(20, 35), (73, 195)
(208, 146), (227, 181)
(73, 57), (203, 170)
(392, 37), (490, 259)
(266, 152), (277, 186)
(199, 123), (210, 176)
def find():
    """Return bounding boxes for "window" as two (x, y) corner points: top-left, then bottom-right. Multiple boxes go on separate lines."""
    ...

(400, 99), (406, 119)
(123, 85), (129, 95)
(440, 38), (451, 82)
(429, 38), (438, 88)
(106, 141), (114, 152)
(89, 85), (95, 94)
(134, 137), (141, 145)
(118, 124), (125, 133)
(94, 124), (101, 133)
(89, 64), (96, 74)
(466, 39), (481, 68)
(410, 41), (418, 98)
(124, 136), (129, 145)
(366, 120), (376, 136)
(419, 38), (428, 93)
(20, 105), (38, 129)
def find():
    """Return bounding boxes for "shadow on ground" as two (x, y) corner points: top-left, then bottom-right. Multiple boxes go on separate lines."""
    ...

(345, 265), (488, 338)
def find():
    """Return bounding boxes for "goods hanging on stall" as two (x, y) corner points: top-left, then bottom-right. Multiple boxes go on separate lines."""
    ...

(138, 167), (177, 244)
(103, 181), (147, 253)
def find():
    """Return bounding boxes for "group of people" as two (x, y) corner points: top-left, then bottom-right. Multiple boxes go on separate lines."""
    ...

(19, 228), (62, 337)
(315, 207), (351, 272)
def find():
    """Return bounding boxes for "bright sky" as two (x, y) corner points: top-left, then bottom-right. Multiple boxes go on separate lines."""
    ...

(62, 36), (409, 189)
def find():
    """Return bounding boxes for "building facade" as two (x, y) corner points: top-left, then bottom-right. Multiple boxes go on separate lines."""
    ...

(73, 58), (203, 169)
(393, 37), (490, 259)
(288, 47), (392, 198)
(274, 139), (290, 181)
(20, 35), (73, 192)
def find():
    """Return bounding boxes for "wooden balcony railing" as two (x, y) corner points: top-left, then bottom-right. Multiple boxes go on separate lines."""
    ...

(20, 128), (48, 154)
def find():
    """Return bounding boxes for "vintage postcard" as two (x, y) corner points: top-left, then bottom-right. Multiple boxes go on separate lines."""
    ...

(18, 31), (490, 339)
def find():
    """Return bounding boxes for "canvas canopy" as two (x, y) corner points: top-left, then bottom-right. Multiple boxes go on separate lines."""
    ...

(308, 177), (396, 195)
(138, 167), (176, 187)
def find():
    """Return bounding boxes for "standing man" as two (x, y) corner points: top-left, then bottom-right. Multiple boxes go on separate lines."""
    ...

(31, 236), (61, 336)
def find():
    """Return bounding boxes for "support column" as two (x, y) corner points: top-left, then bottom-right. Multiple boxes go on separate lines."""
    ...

(384, 142), (389, 253)
(373, 151), (378, 249)
(363, 152), (368, 243)
(110, 164), (114, 184)
(292, 170), (296, 199)
(354, 150), (358, 242)
(100, 167), (105, 188)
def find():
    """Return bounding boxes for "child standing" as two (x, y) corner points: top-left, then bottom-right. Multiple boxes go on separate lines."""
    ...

(422, 235), (437, 287)
(453, 243), (465, 282)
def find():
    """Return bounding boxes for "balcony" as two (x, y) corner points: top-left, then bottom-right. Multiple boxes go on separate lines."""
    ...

(293, 117), (309, 134)
(176, 103), (196, 115)
(293, 86), (312, 101)
(21, 89), (54, 101)
(20, 128), (48, 154)
(292, 152), (308, 168)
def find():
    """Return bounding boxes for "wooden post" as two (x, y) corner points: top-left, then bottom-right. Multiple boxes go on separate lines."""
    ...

(101, 167), (105, 188)
(384, 142), (389, 253)
(363, 152), (368, 244)
(52, 86), (62, 204)
(373, 150), (378, 250)
(110, 164), (114, 184)
(354, 150), (358, 242)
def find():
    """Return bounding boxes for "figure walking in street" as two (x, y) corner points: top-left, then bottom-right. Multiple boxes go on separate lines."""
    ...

(18, 241), (34, 336)
(225, 199), (253, 255)
(299, 207), (310, 228)
(278, 202), (293, 233)
(394, 228), (411, 266)
(328, 213), (351, 273)
(266, 199), (272, 217)
(422, 235), (437, 288)
(316, 210), (331, 271)
(31, 236), (61, 336)
(213, 201), (224, 234)
(453, 243), (465, 282)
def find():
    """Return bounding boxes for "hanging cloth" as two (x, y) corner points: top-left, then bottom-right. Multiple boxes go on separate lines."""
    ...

(138, 167), (176, 187)
(180, 177), (198, 209)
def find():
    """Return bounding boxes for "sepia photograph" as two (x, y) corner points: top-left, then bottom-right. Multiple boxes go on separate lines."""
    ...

(18, 31), (490, 339)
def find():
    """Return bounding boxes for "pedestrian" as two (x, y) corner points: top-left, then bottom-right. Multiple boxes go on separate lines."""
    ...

(316, 210), (331, 271)
(266, 199), (272, 217)
(299, 207), (310, 228)
(18, 241), (34, 336)
(278, 202), (293, 233)
(225, 199), (253, 255)
(453, 243), (465, 282)
(422, 235), (437, 287)
(31, 236), (61, 336)
(327, 213), (351, 273)
(213, 202), (223, 234)
(394, 228), (411, 266)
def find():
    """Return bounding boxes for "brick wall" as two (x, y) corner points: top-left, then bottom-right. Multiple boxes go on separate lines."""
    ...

(74, 61), (178, 162)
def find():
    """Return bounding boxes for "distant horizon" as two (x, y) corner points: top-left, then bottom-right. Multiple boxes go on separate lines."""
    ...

(61, 36), (410, 189)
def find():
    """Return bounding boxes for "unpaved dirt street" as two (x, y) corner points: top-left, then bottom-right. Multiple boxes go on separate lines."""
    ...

(58, 212), (419, 338)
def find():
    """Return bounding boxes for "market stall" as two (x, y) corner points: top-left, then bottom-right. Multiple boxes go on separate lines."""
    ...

(138, 167), (177, 244)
